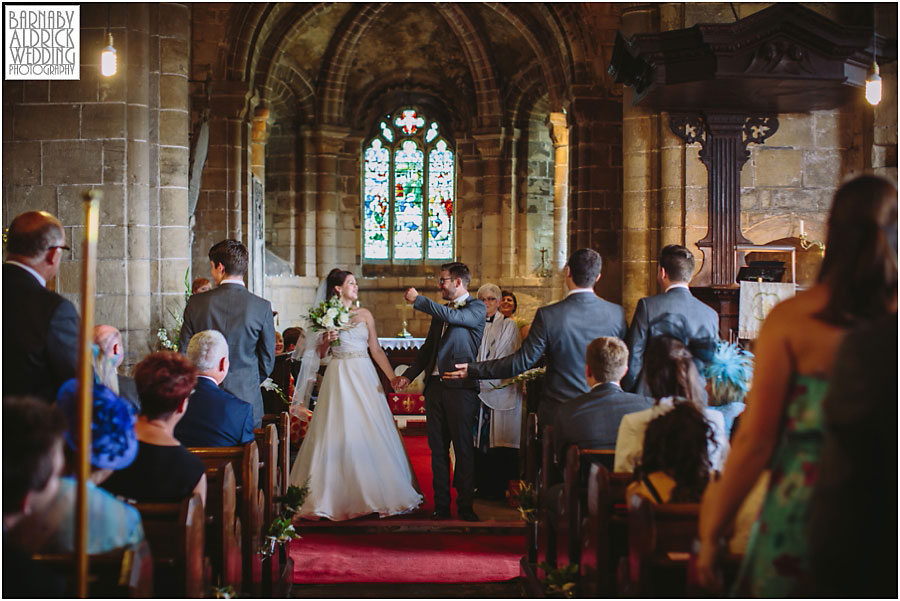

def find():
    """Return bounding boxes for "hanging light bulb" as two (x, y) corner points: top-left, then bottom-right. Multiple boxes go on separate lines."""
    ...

(101, 32), (117, 77)
(866, 62), (882, 106)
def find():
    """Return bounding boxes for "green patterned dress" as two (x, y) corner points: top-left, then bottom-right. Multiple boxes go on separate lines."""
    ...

(736, 373), (829, 597)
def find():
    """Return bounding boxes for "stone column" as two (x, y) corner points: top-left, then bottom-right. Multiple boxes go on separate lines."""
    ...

(547, 112), (569, 273)
(659, 112), (684, 248)
(620, 3), (659, 317)
(472, 131), (513, 281)
(297, 126), (317, 276)
(312, 125), (350, 277)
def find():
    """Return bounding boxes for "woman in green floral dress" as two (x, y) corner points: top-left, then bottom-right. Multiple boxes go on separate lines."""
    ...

(696, 175), (898, 596)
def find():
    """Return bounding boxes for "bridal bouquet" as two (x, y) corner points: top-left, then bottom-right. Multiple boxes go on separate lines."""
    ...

(308, 294), (352, 346)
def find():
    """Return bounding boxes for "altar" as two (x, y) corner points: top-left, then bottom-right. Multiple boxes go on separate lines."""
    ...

(377, 337), (426, 423)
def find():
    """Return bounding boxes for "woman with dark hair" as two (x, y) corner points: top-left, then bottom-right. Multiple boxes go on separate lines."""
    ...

(614, 336), (729, 473)
(101, 351), (207, 506)
(697, 175), (898, 596)
(627, 402), (713, 504)
(288, 268), (423, 520)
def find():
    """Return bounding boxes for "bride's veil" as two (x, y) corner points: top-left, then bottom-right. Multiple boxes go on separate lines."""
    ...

(289, 279), (327, 415)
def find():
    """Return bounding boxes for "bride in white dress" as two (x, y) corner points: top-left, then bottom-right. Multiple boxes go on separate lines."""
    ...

(288, 269), (423, 520)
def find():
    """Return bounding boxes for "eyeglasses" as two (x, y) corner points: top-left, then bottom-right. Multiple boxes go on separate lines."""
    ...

(481, 297), (498, 302)
(438, 277), (453, 285)
(49, 245), (71, 252)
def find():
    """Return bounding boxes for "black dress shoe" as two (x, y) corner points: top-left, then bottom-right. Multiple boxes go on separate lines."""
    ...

(430, 509), (451, 520)
(458, 508), (480, 522)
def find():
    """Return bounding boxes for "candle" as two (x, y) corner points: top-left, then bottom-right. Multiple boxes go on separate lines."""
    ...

(799, 219), (805, 236)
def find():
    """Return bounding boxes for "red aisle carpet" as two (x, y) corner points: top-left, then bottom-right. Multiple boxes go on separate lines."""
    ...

(289, 434), (523, 584)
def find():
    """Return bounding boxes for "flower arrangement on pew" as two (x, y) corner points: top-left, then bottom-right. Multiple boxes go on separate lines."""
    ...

(539, 562), (579, 598)
(259, 479), (311, 558)
(308, 294), (352, 347)
(513, 480), (538, 523)
(260, 377), (289, 408)
(490, 366), (546, 389)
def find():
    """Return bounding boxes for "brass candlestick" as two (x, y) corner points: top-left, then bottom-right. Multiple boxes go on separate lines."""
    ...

(395, 301), (413, 337)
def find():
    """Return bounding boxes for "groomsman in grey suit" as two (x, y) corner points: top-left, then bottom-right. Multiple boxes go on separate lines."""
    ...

(180, 240), (275, 427)
(445, 249), (627, 429)
(396, 262), (486, 522)
(552, 336), (653, 459)
(621, 244), (719, 392)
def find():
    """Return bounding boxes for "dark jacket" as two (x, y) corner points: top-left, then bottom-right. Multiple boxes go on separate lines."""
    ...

(468, 291), (627, 426)
(404, 294), (486, 391)
(622, 286), (719, 392)
(552, 382), (654, 459)
(174, 377), (255, 447)
(2, 262), (78, 402)
(179, 282), (275, 427)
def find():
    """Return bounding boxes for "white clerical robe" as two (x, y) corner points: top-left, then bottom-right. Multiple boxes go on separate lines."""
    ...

(476, 313), (523, 449)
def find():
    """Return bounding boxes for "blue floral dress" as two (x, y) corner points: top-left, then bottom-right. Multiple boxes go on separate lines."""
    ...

(736, 373), (829, 597)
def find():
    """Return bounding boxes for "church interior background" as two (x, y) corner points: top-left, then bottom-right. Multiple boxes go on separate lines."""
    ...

(2, 2), (896, 370)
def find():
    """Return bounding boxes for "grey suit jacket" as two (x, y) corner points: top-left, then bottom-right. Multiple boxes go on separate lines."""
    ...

(467, 291), (627, 420)
(404, 294), (486, 391)
(552, 382), (654, 459)
(622, 286), (719, 392)
(179, 283), (275, 426)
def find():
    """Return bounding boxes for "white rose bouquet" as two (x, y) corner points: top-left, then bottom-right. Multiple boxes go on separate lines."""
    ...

(308, 294), (352, 347)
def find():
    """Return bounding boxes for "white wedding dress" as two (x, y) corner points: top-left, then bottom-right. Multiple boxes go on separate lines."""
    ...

(288, 321), (423, 520)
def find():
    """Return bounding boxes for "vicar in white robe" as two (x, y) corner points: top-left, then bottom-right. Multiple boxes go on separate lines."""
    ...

(473, 283), (523, 500)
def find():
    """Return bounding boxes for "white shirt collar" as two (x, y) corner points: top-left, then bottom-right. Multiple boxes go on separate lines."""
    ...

(197, 375), (219, 385)
(451, 292), (470, 304)
(566, 287), (595, 297)
(664, 282), (690, 293)
(220, 277), (246, 287)
(6, 260), (46, 287)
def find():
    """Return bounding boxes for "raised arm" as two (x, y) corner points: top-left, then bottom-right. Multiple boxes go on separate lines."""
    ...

(413, 295), (485, 329)
(622, 299), (648, 391)
(469, 308), (548, 380)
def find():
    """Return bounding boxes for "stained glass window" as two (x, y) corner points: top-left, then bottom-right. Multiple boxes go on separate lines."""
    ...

(363, 108), (455, 262)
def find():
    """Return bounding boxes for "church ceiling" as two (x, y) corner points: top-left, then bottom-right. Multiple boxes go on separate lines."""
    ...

(281, 3), (353, 85)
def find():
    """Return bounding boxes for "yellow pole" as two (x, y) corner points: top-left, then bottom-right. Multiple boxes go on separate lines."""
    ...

(75, 190), (100, 598)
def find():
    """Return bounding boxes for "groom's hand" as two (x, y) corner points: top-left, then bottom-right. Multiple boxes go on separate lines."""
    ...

(442, 363), (469, 380)
(393, 376), (410, 391)
(404, 287), (419, 303)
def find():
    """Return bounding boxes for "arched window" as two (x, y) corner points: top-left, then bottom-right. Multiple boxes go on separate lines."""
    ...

(363, 108), (455, 262)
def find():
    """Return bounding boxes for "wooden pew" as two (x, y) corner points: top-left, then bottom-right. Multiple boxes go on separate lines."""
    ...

(189, 442), (265, 591)
(625, 494), (700, 597)
(207, 461), (243, 591)
(32, 540), (154, 598)
(136, 493), (207, 598)
(255, 424), (279, 525)
(262, 412), (291, 500)
(580, 463), (611, 598)
(522, 412), (539, 564)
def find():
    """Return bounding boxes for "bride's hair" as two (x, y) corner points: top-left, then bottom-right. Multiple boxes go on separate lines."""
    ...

(326, 268), (353, 300)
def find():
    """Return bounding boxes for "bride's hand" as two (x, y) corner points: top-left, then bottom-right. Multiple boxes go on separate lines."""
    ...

(392, 376), (410, 391)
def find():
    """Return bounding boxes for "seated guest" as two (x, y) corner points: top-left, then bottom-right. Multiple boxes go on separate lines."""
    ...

(283, 326), (305, 382)
(627, 402), (712, 504)
(552, 336), (653, 460)
(703, 341), (754, 437)
(614, 336), (729, 473)
(93, 324), (140, 408)
(2, 397), (68, 598)
(14, 380), (144, 554)
(175, 330), (254, 447)
(102, 352), (207, 506)
(191, 277), (211, 295)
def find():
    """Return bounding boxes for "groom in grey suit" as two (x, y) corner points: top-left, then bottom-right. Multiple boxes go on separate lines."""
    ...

(180, 240), (276, 427)
(396, 262), (485, 522)
(621, 244), (719, 392)
(445, 249), (627, 429)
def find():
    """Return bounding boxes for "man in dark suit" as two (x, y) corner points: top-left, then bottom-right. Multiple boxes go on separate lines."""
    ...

(445, 249), (627, 429)
(395, 262), (486, 522)
(552, 336), (653, 460)
(622, 244), (719, 392)
(2, 211), (79, 402)
(180, 240), (275, 427)
(93, 325), (140, 409)
(175, 330), (255, 447)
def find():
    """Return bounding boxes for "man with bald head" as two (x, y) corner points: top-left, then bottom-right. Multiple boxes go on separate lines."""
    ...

(3, 211), (79, 402)
(93, 325), (140, 408)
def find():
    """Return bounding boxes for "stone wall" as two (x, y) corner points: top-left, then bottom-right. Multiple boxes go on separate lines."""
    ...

(2, 3), (192, 370)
